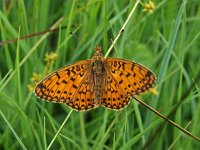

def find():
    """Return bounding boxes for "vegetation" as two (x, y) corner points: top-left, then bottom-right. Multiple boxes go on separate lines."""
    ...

(0, 0), (200, 149)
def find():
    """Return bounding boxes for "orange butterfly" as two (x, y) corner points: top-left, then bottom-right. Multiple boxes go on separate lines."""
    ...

(35, 46), (156, 111)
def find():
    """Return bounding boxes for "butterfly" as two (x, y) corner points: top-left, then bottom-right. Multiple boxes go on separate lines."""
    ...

(34, 46), (156, 111)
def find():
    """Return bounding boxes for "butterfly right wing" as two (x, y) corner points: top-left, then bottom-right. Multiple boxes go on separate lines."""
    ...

(100, 58), (156, 110)
(105, 58), (156, 96)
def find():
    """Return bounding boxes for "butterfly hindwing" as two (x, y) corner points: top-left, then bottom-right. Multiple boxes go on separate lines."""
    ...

(101, 70), (131, 110)
(66, 73), (96, 111)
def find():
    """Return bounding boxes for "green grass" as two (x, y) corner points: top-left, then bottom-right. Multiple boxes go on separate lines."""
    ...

(0, 0), (200, 149)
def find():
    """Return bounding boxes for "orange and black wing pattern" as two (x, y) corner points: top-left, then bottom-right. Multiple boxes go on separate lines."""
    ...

(100, 58), (156, 110)
(35, 55), (156, 111)
(34, 60), (96, 110)
(101, 69), (131, 110)
(66, 73), (97, 110)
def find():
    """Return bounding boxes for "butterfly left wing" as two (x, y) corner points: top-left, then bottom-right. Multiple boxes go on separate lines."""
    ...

(35, 59), (99, 111)
(35, 60), (92, 103)
(66, 73), (97, 111)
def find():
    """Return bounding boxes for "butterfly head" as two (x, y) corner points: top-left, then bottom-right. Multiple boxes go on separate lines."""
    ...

(93, 46), (103, 57)
(92, 46), (104, 63)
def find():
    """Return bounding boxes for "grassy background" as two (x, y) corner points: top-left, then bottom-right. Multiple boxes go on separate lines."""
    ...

(0, 0), (200, 149)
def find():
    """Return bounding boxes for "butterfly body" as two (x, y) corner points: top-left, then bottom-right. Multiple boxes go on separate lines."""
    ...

(35, 46), (156, 111)
(91, 47), (105, 105)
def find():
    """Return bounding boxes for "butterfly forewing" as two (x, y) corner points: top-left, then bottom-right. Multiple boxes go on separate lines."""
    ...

(105, 58), (156, 97)
(35, 60), (92, 103)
